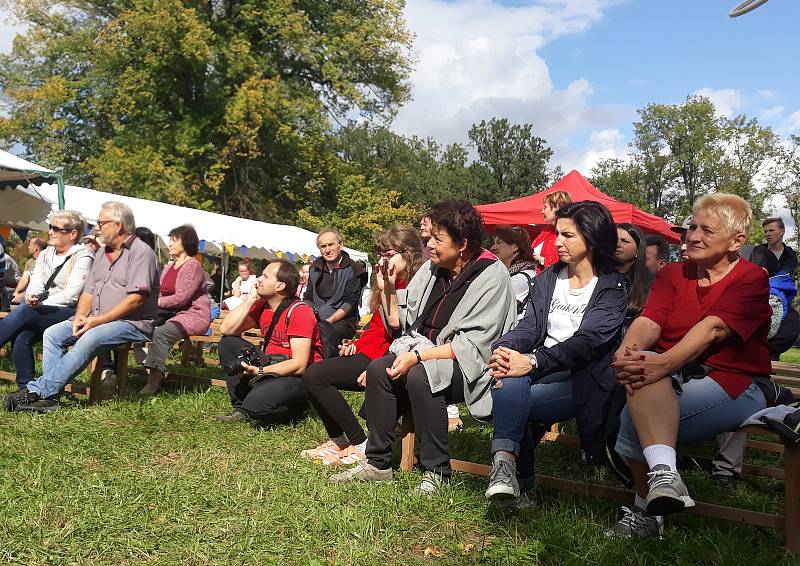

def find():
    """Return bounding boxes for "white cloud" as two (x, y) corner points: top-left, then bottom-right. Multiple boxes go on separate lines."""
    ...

(393, 0), (630, 172)
(571, 128), (627, 172)
(693, 87), (741, 117)
(0, 10), (25, 55)
(758, 89), (777, 100)
(760, 105), (784, 120)
(784, 110), (800, 133)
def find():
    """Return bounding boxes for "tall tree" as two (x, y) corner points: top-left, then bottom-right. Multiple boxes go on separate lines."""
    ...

(467, 118), (552, 203)
(0, 0), (413, 222)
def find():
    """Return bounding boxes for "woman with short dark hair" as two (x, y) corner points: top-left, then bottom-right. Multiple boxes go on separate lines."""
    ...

(141, 224), (211, 394)
(486, 201), (627, 508)
(330, 200), (517, 494)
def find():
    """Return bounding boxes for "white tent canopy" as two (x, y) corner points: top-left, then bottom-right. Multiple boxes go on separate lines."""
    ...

(0, 182), (368, 264)
(0, 149), (54, 188)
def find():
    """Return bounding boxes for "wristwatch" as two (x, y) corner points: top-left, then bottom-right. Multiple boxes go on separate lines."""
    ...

(257, 366), (265, 379)
(525, 353), (538, 371)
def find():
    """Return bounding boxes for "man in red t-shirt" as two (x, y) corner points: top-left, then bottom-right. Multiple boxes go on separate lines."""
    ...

(216, 259), (323, 425)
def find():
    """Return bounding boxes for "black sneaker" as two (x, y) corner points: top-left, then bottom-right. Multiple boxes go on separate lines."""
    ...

(711, 473), (739, 488)
(16, 398), (61, 413)
(3, 389), (39, 412)
(603, 505), (664, 539)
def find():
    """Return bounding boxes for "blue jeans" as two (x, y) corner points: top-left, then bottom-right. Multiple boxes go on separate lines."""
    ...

(26, 319), (148, 399)
(0, 303), (76, 387)
(615, 376), (767, 463)
(491, 370), (574, 489)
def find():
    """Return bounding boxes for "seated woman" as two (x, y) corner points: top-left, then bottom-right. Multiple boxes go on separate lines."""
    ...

(608, 194), (770, 539)
(140, 225), (211, 394)
(301, 225), (424, 465)
(486, 201), (627, 508)
(491, 226), (537, 317)
(223, 261), (256, 310)
(0, 211), (94, 389)
(330, 200), (517, 494)
(616, 223), (651, 329)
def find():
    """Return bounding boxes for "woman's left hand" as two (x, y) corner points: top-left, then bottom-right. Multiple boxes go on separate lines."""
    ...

(386, 351), (418, 380)
(490, 347), (533, 378)
(612, 346), (671, 394)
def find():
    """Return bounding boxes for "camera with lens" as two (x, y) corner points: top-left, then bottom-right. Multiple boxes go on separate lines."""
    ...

(35, 291), (49, 302)
(222, 344), (264, 376)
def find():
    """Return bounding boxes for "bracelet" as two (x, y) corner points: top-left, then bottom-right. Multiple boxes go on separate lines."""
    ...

(413, 349), (422, 364)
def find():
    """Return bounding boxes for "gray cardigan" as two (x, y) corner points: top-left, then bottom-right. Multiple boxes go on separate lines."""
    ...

(396, 258), (517, 420)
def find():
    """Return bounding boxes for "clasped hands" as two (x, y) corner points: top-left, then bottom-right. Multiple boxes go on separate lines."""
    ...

(612, 344), (671, 395)
(72, 313), (101, 337)
(489, 347), (533, 381)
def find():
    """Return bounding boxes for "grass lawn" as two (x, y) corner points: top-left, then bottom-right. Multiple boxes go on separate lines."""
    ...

(779, 347), (800, 365)
(0, 357), (797, 565)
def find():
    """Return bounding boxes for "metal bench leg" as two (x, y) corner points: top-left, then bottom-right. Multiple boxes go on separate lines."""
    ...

(785, 441), (800, 555)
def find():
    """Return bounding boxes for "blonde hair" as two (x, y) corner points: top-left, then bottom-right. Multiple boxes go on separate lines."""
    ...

(692, 193), (752, 237)
(49, 210), (86, 243)
(543, 190), (572, 209)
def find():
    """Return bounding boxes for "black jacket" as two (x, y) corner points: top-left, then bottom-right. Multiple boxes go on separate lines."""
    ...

(303, 251), (367, 321)
(493, 263), (627, 464)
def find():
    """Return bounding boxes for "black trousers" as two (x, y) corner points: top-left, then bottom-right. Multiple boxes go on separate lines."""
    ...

(318, 317), (358, 358)
(219, 336), (308, 425)
(302, 353), (370, 445)
(364, 354), (465, 477)
(769, 308), (800, 361)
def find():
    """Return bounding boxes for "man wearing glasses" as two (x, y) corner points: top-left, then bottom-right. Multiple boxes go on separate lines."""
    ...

(4, 201), (159, 413)
(0, 210), (94, 390)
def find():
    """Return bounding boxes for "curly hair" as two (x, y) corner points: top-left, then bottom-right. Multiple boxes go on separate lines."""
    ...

(427, 200), (484, 251)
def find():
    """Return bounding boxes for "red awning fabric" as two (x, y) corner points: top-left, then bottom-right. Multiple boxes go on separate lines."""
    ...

(475, 169), (680, 244)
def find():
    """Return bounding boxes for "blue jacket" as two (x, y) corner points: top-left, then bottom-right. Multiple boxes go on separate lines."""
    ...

(493, 263), (627, 464)
(770, 273), (797, 321)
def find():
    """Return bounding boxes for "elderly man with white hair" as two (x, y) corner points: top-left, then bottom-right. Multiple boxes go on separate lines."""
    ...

(4, 201), (160, 413)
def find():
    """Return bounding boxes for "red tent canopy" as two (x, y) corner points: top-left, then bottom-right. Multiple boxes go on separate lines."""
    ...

(475, 169), (680, 244)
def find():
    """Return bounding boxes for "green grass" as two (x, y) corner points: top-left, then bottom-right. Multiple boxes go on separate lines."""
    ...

(0, 360), (798, 565)
(779, 347), (800, 365)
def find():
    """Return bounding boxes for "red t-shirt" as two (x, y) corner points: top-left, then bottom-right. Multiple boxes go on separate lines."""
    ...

(247, 300), (324, 365)
(531, 228), (559, 273)
(640, 260), (771, 397)
(160, 263), (180, 297)
(353, 280), (408, 360)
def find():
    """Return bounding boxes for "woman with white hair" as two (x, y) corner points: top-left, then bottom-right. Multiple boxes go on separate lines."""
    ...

(606, 194), (772, 539)
(0, 210), (94, 389)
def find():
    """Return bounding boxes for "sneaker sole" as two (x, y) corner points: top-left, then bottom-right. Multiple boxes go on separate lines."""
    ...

(485, 484), (518, 501)
(16, 404), (60, 414)
(646, 494), (695, 516)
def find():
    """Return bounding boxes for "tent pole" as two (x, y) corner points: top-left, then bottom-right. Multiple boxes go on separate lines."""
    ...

(219, 249), (227, 305)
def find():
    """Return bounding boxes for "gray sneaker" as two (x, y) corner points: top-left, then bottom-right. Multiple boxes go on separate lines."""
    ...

(604, 506), (664, 539)
(329, 462), (393, 483)
(485, 454), (520, 501)
(645, 465), (695, 516)
(215, 410), (249, 423)
(490, 488), (539, 511)
(413, 471), (447, 497)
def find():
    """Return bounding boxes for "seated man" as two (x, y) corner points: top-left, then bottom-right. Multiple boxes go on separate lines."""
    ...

(0, 211), (94, 389)
(608, 194), (771, 538)
(216, 259), (323, 426)
(3, 201), (159, 413)
(303, 227), (367, 358)
(12, 237), (47, 305)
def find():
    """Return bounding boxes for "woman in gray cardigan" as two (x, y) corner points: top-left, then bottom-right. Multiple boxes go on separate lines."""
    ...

(331, 200), (516, 494)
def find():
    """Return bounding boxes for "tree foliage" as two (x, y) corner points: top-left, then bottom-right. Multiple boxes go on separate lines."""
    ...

(0, 0), (413, 222)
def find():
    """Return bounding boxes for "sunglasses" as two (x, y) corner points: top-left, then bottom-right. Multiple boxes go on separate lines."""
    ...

(48, 224), (73, 234)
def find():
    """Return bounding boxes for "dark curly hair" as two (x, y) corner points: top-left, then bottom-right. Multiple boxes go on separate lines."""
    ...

(427, 200), (484, 251)
(555, 201), (621, 275)
(168, 224), (200, 256)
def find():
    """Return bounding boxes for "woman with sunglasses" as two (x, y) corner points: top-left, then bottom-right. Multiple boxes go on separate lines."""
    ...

(301, 225), (424, 465)
(0, 210), (94, 389)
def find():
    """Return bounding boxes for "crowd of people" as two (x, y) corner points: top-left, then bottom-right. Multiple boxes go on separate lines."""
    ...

(0, 194), (798, 539)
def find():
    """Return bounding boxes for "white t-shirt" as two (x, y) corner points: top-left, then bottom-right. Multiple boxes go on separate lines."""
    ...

(543, 266), (598, 348)
(233, 275), (256, 298)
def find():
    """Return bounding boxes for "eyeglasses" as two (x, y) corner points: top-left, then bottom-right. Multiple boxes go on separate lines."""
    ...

(96, 220), (117, 229)
(379, 250), (401, 259)
(48, 224), (73, 234)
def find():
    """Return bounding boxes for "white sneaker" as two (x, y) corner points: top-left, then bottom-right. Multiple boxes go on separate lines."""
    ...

(645, 465), (696, 516)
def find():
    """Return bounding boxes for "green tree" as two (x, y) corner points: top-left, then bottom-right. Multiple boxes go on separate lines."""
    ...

(0, 0), (412, 222)
(467, 118), (553, 203)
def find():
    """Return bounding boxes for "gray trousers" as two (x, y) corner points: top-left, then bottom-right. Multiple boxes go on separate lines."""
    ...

(143, 321), (185, 372)
(712, 432), (747, 477)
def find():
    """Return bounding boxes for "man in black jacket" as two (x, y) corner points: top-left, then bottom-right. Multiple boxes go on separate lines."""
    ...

(756, 217), (797, 278)
(303, 227), (367, 358)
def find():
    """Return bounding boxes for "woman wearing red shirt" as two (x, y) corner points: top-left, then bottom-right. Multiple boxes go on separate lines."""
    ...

(531, 190), (572, 273)
(301, 225), (424, 465)
(608, 194), (771, 539)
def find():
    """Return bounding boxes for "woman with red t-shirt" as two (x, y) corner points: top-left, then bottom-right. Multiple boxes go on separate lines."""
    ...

(301, 225), (424, 465)
(608, 194), (771, 539)
(531, 190), (572, 273)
